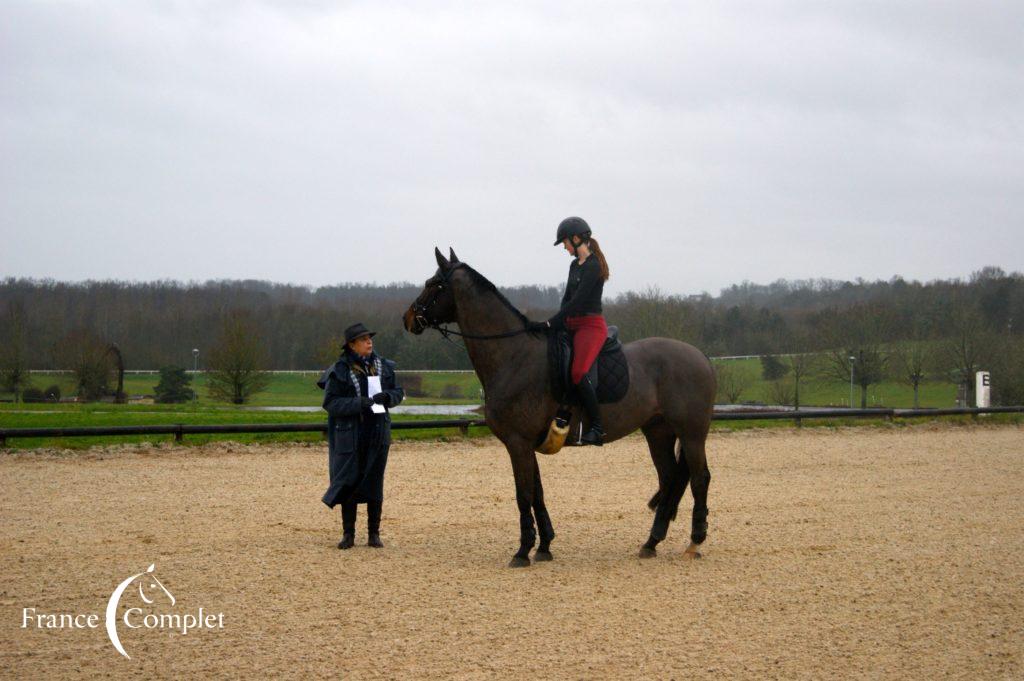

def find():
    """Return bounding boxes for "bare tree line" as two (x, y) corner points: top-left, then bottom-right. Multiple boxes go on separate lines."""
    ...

(2, 267), (1022, 404)
(712, 301), (1023, 408)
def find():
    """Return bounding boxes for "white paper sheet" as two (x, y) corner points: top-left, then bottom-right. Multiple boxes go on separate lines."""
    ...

(366, 376), (386, 413)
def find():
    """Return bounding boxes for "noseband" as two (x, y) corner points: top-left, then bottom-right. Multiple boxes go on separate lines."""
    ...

(412, 264), (533, 341)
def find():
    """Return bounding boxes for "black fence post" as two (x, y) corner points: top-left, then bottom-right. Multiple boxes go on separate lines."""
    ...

(174, 425), (183, 443)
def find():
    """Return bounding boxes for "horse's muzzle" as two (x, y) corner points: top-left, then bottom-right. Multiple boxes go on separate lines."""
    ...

(402, 308), (425, 334)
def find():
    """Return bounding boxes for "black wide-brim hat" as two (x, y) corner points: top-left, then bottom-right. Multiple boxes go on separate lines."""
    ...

(344, 322), (377, 344)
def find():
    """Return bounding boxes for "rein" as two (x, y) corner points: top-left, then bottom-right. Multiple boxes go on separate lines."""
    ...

(433, 325), (530, 341)
(413, 264), (535, 342)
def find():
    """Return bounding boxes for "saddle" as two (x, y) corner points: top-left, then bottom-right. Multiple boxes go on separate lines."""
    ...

(548, 325), (630, 405)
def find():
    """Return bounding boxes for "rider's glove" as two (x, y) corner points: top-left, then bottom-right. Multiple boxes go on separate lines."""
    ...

(527, 321), (550, 337)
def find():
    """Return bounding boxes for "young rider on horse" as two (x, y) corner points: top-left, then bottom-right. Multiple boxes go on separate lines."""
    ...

(530, 216), (611, 446)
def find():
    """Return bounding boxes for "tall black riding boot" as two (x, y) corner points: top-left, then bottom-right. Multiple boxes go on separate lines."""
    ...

(367, 500), (384, 548)
(576, 376), (604, 446)
(338, 500), (357, 549)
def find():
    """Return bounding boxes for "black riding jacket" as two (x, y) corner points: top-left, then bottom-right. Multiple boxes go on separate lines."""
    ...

(317, 351), (404, 507)
(548, 255), (604, 328)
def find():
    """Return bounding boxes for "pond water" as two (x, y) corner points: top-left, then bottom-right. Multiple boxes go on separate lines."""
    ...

(245, 404), (482, 415)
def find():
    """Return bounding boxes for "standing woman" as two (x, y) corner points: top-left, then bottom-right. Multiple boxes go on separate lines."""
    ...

(317, 322), (404, 549)
(531, 216), (611, 446)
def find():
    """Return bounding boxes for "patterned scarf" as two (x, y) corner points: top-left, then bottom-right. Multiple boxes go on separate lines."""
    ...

(345, 350), (382, 398)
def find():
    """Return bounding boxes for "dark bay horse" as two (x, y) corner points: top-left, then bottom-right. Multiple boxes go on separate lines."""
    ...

(403, 248), (716, 567)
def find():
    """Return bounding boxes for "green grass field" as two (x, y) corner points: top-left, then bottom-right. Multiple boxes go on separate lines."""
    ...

(9, 361), (961, 409)
(0, 363), (988, 450)
(712, 357), (958, 408)
(8, 371), (484, 407)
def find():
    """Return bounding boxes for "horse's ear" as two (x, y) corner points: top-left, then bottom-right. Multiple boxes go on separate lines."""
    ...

(449, 247), (460, 264)
(434, 247), (450, 270)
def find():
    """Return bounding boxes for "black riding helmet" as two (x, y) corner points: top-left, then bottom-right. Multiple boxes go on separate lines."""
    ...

(553, 216), (591, 246)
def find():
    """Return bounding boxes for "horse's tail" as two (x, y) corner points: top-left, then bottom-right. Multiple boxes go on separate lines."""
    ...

(647, 488), (681, 521)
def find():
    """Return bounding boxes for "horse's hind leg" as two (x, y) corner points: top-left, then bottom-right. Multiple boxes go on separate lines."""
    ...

(639, 421), (684, 558)
(533, 464), (555, 561)
(680, 433), (711, 559)
(643, 418), (677, 516)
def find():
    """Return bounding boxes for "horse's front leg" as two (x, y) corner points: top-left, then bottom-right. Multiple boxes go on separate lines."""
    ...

(533, 463), (555, 561)
(506, 439), (538, 568)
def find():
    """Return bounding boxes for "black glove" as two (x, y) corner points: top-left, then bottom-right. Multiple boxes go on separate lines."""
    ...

(360, 397), (375, 409)
(372, 393), (390, 407)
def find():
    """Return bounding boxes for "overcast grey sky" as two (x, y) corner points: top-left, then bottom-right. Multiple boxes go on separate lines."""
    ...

(2, 1), (1022, 296)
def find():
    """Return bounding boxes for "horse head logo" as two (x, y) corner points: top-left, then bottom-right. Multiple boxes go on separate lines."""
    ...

(136, 564), (175, 606)
(105, 564), (175, 659)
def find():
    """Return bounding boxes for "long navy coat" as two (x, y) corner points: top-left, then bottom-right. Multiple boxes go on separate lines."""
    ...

(317, 353), (404, 508)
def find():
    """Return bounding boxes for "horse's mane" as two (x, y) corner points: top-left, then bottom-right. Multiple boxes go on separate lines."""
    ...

(460, 264), (530, 325)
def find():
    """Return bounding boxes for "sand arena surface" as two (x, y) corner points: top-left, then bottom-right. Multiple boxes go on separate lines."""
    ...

(1, 425), (1022, 679)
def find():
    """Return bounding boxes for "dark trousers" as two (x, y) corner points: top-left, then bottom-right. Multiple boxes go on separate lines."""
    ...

(341, 499), (382, 535)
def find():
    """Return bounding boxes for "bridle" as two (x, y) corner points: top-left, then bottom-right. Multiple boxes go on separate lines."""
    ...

(412, 264), (534, 341)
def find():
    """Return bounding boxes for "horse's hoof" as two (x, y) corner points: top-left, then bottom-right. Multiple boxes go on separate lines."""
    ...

(534, 550), (553, 562)
(638, 546), (657, 559)
(508, 556), (531, 568)
(683, 541), (703, 559)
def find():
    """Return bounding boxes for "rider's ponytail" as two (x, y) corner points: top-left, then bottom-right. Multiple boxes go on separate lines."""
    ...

(588, 237), (610, 281)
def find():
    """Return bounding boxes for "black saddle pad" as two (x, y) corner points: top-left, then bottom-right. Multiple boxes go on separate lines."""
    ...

(548, 326), (630, 405)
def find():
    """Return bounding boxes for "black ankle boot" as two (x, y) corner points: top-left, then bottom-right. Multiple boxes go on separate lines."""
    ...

(575, 376), (604, 446)
(338, 533), (355, 550)
(367, 501), (383, 547)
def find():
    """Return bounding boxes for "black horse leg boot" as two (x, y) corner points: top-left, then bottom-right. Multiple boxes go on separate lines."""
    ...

(576, 376), (604, 446)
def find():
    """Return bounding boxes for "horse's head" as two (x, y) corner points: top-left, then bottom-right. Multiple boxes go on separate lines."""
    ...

(403, 247), (462, 334)
(136, 563), (175, 606)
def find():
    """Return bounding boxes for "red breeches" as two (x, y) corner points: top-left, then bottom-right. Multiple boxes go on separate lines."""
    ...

(566, 315), (608, 385)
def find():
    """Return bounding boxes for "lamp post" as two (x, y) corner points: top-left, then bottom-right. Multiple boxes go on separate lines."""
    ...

(192, 348), (199, 404)
(849, 355), (856, 409)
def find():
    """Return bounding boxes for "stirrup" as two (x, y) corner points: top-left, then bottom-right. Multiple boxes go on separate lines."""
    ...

(580, 427), (604, 446)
